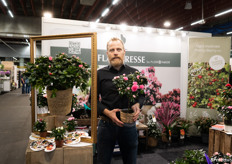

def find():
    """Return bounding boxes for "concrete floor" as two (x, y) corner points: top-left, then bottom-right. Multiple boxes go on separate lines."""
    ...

(0, 89), (31, 164)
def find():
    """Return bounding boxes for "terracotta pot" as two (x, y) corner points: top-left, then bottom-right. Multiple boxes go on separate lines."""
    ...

(47, 88), (72, 115)
(148, 136), (158, 147)
(120, 109), (134, 124)
(40, 131), (47, 138)
(55, 139), (63, 147)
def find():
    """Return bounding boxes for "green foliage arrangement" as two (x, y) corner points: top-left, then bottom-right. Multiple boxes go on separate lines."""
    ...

(147, 115), (161, 138)
(51, 126), (66, 140)
(24, 53), (91, 98)
(64, 117), (76, 132)
(33, 119), (46, 132)
(194, 116), (218, 134)
(171, 149), (207, 164)
(187, 62), (230, 109)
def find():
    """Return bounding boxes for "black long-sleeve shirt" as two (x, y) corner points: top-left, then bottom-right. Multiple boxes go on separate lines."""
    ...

(97, 64), (145, 117)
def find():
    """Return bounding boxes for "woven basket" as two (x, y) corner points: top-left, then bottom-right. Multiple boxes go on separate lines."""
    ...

(120, 110), (134, 124)
(47, 88), (72, 115)
(148, 137), (158, 147)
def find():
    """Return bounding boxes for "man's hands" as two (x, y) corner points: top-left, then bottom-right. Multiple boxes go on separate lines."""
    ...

(103, 103), (141, 126)
(103, 108), (124, 127)
(131, 103), (141, 121)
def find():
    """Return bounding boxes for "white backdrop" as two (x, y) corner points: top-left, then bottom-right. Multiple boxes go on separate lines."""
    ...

(41, 17), (211, 118)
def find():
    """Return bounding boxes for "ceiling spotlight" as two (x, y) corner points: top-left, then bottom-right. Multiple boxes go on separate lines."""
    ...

(184, 0), (192, 10)
(215, 9), (232, 17)
(43, 12), (52, 18)
(101, 8), (109, 17)
(1, 0), (7, 7)
(120, 24), (127, 31)
(8, 10), (14, 18)
(175, 27), (183, 31)
(132, 26), (138, 32)
(105, 26), (111, 31)
(164, 21), (171, 27)
(145, 27), (152, 33)
(227, 31), (232, 35)
(95, 18), (100, 23)
(90, 22), (97, 29)
(112, 0), (120, 5)
(191, 19), (205, 26)
(181, 32), (187, 37)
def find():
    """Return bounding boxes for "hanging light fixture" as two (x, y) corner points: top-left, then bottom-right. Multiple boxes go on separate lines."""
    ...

(184, 0), (192, 10)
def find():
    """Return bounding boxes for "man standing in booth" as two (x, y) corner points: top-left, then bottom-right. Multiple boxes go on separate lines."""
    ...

(96, 37), (145, 164)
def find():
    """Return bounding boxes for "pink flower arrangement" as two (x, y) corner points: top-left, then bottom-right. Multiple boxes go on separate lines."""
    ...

(142, 67), (162, 105)
(112, 71), (147, 105)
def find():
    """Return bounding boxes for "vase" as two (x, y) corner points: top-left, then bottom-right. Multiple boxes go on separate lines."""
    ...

(120, 109), (134, 124)
(55, 139), (63, 147)
(224, 117), (232, 133)
(40, 131), (47, 138)
(47, 88), (72, 115)
(147, 136), (158, 147)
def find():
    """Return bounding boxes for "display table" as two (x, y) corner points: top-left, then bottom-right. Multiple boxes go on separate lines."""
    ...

(136, 122), (148, 149)
(25, 142), (93, 164)
(208, 128), (232, 157)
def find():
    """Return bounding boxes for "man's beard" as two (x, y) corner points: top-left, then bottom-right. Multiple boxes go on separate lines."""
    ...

(110, 58), (123, 67)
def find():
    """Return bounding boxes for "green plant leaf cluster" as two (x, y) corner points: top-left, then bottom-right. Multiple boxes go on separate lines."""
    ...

(23, 53), (91, 98)
(147, 115), (161, 138)
(187, 62), (229, 109)
(171, 149), (207, 164)
(51, 126), (66, 140)
(33, 119), (47, 132)
(194, 116), (218, 134)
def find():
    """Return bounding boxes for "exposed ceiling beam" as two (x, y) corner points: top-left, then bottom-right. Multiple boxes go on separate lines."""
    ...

(0, 2), (6, 15)
(84, 0), (100, 20)
(69, 0), (78, 19)
(41, 0), (44, 15)
(90, 0), (109, 21)
(8, 0), (17, 15)
(52, 0), (55, 14)
(60, 0), (66, 18)
(76, 5), (85, 20)
(20, 0), (28, 16)
(30, 0), (36, 16)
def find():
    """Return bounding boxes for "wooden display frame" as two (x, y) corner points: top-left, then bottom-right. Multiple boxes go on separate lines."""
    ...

(30, 32), (97, 143)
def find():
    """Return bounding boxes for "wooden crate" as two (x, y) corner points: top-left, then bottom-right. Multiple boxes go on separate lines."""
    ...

(208, 128), (232, 156)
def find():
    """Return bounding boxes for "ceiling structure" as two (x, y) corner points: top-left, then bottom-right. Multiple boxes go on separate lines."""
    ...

(0, 0), (232, 44)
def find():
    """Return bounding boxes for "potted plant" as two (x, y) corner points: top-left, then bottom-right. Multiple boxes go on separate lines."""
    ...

(24, 53), (91, 115)
(210, 152), (232, 164)
(154, 101), (180, 143)
(147, 115), (161, 147)
(51, 126), (66, 147)
(64, 116), (76, 132)
(170, 149), (207, 164)
(218, 83), (232, 132)
(33, 119), (47, 137)
(4, 70), (10, 77)
(0, 71), (5, 77)
(194, 116), (218, 144)
(112, 71), (147, 123)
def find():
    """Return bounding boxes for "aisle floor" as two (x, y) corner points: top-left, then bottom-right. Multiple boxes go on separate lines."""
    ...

(0, 88), (208, 164)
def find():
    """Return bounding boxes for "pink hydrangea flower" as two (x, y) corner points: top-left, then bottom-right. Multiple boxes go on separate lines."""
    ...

(49, 56), (53, 61)
(133, 82), (137, 85)
(79, 65), (83, 68)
